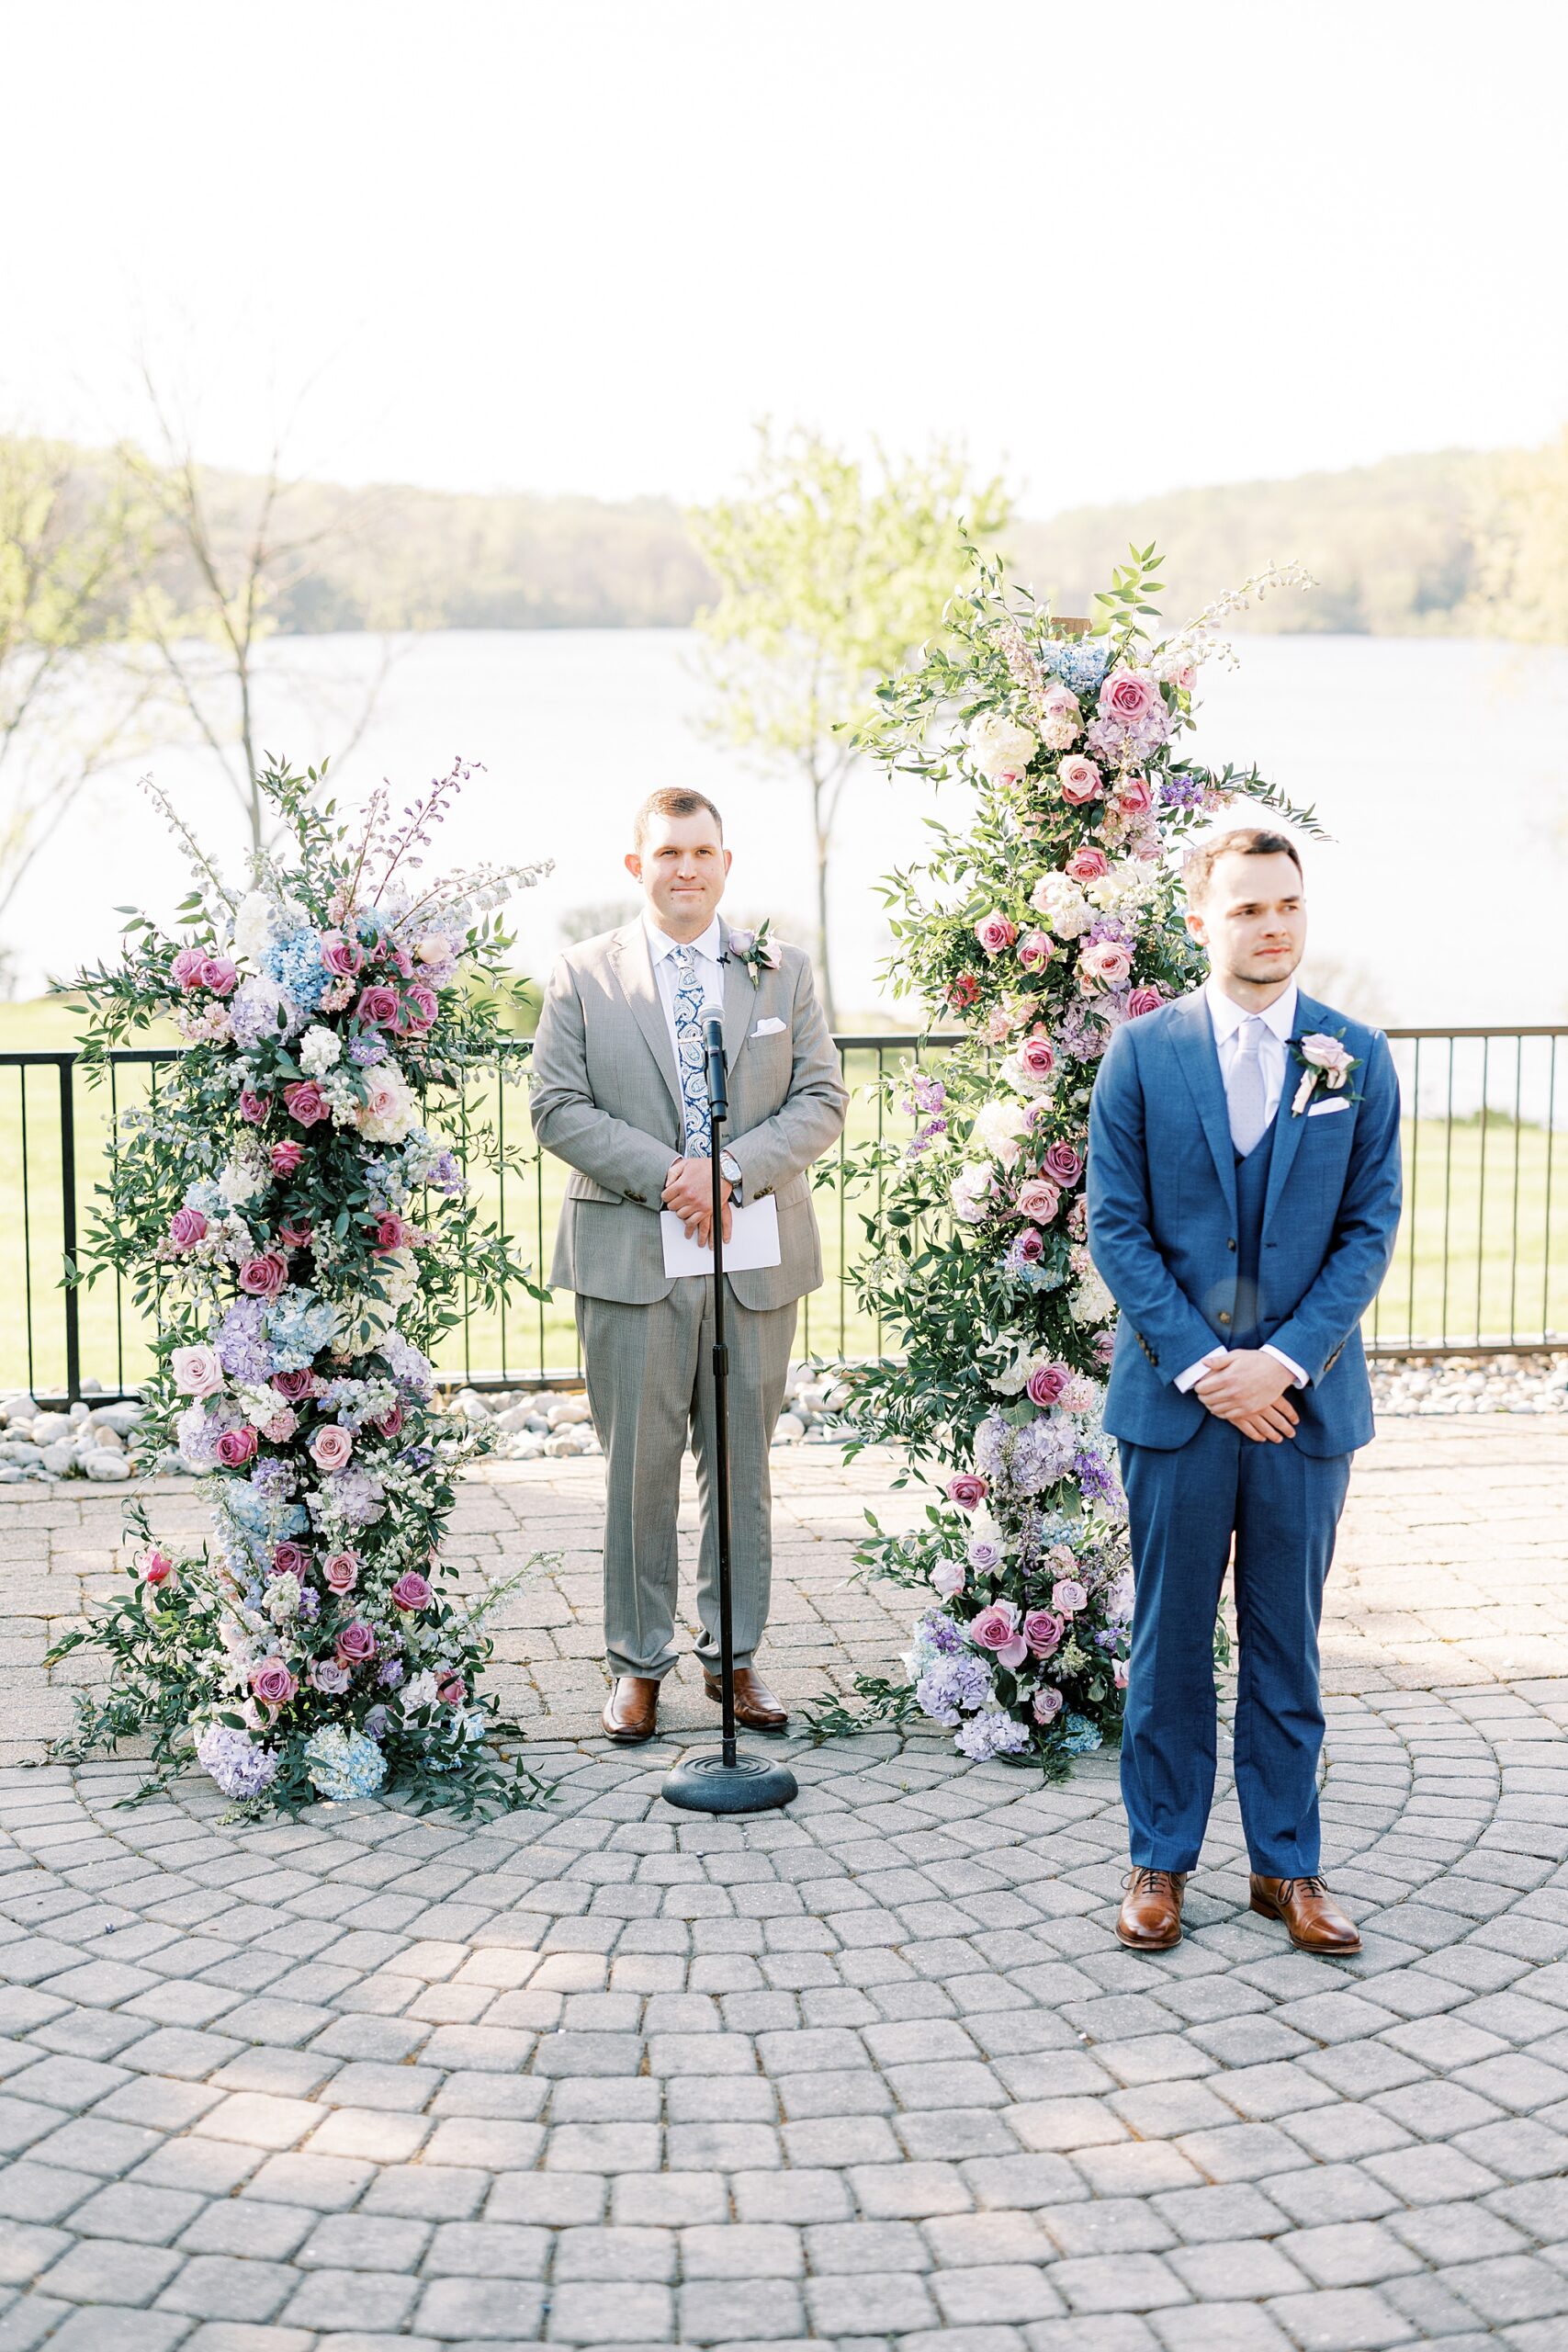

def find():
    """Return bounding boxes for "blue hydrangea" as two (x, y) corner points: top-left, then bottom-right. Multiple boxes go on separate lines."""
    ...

(262, 926), (330, 1016)
(186, 1179), (224, 1217)
(196, 1724), (279, 1799)
(265, 1288), (338, 1374)
(1050, 639), (1111, 695)
(954, 1709), (1032, 1761)
(303, 1724), (388, 1802)
(1061, 1712), (1103, 1756)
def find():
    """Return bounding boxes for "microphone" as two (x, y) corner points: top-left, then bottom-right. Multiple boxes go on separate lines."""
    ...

(700, 1008), (728, 1122)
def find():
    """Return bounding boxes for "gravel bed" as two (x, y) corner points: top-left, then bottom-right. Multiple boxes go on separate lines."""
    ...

(1371, 1349), (1568, 1414)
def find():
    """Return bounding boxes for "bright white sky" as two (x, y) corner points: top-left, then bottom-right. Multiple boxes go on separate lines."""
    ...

(6, 0), (1567, 510)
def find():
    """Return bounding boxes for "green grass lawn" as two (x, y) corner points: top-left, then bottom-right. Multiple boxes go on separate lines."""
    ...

(1, 999), (1563, 1397)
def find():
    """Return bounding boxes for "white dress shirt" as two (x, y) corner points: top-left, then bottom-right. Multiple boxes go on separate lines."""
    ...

(1174, 978), (1307, 1396)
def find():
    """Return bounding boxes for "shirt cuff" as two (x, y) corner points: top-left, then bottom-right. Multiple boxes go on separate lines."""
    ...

(1175, 1351), (1227, 1394)
(1263, 1342), (1308, 1387)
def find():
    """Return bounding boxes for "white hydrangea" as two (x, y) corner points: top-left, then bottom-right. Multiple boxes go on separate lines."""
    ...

(949, 1164), (993, 1226)
(231, 891), (276, 969)
(399, 1668), (441, 1714)
(968, 712), (1040, 785)
(218, 1150), (268, 1206)
(1030, 873), (1092, 937)
(1069, 1269), (1115, 1325)
(970, 1098), (1030, 1168)
(299, 1024), (343, 1077)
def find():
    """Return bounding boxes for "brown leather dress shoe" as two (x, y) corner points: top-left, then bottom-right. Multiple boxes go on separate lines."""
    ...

(1249, 1873), (1361, 1953)
(1116, 1868), (1187, 1951)
(601, 1676), (660, 1744)
(703, 1666), (788, 1732)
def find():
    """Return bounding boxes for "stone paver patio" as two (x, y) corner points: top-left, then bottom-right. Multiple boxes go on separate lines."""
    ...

(0, 1419), (1565, 2352)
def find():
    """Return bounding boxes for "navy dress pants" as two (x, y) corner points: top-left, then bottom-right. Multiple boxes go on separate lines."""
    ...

(1117, 1416), (1352, 1877)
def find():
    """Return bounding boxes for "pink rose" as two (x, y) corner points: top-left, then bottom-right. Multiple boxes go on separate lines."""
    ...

(436, 1673), (467, 1707)
(311, 1425), (354, 1471)
(1064, 846), (1110, 884)
(1080, 939), (1134, 989)
(250, 1658), (298, 1709)
(172, 1344), (223, 1396)
(930, 1559), (965, 1600)
(355, 984), (400, 1028)
(310, 1657), (351, 1693)
(282, 1080), (329, 1127)
(1015, 1178), (1061, 1223)
(272, 1369), (314, 1402)
(1093, 1329), (1117, 1366)
(1017, 930), (1055, 973)
(374, 1214), (408, 1251)
(946, 1475), (988, 1512)
(974, 911), (1018, 958)
(970, 1602), (1028, 1671)
(1016, 1035), (1055, 1082)
(1114, 1659), (1131, 1690)
(1127, 985), (1164, 1019)
(377, 1403), (404, 1440)
(1043, 1141), (1083, 1187)
(1051, 1577), (1088, 1615)
(277, 1222), (312, 1250)
(216, 1426), (258, 1468)
(947, 975), (980, 1012)
(238, 1090), (269, 1125)
(1023, 1609), (1065, 1657)
(270, 1142), (304, 1177)
(141, 1547), (175, 1588)
(272, 1542), (310, 1578)
(335, 1620), (377, 1665)
(322, 1550), (360, 1593)
(239, 1252), (288, 1298)
(199, 956), (238, 996)
(259, 1405), (298, 1443)
(1114, 774), (1154, 815)
(361, 1080), (401, 1126)
(398, 984), (438, 1033)
(390, 1570), (433, 1611)
(1027, 1363), (1068, 1408)
(168, 1207), (208, 1251)
(1100, 668), (1160, 723)
(1057, 755), (1103, 806)
(1014, 1226), (1044, 1264)
(1038, 684), (1082, 750)
(1033, 1685), (1064, 1724)
(320, 931), (364, 978)
(171, 946), (208, 992)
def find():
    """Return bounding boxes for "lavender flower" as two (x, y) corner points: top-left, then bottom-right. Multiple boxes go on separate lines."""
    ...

(915, 1653), (996, 1726)
(954, 1709), (1032, 1760)
(1073, 1447), (1123, 1510)
(215, 1298), (272, 1384)
(350, 1035), (389, 1067)
(196, 1724), (279, 1800)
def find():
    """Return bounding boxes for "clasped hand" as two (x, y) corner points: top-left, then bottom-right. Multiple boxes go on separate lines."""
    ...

(1195, 1348), (1299, 1443)
(662, 1156), (732, 1247)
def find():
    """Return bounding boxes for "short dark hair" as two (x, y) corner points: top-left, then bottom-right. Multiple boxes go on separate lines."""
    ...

(632, 787), (724, 851)
(1183, 827), (1303, 902)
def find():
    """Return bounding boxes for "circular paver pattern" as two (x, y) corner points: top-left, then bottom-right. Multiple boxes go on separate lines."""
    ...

(2, 1682), (1567, 2352)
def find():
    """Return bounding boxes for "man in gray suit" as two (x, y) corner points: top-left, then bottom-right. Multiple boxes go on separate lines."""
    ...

(529, 787), (849, 1744)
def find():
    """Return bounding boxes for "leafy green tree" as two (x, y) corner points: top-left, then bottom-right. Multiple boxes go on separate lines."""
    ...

(1469, 427), (1568, 643)
(690, 426), (1011, 1027)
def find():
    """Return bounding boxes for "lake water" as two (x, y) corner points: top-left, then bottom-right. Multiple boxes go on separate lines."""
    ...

(16, 628), (1568, 1028)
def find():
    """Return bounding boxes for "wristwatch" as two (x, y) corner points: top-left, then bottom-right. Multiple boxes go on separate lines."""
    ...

(719, 1150), (742, 1197)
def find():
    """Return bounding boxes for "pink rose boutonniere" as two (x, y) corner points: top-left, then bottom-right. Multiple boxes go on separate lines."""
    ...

(1289, 1030), (1363, 1116)
(726, 919), (782, 980)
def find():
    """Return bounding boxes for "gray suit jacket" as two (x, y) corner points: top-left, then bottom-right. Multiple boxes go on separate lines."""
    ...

(528, 922), (850, 1310)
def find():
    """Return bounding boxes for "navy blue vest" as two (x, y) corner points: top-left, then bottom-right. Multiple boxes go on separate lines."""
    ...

(1232, 1125), (1274, 1350)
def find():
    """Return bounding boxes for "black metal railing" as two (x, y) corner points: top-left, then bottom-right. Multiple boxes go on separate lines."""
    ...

(3, 1028), (1564, 1405)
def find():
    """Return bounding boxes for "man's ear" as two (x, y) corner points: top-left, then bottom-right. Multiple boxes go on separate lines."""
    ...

(1184, 908), (1207, 947)
(624, 852), (642, 883)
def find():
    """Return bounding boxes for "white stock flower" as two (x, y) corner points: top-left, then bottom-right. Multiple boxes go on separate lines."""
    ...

(231, 892), (276, 969)
(968, 712), (1039, 784)
(1069, 1269), (1114, 1325)
(264, 1575), (301, 1623)
(299, 1024), (343, 1077)
(400, 1668), (440, 1715)
(218, 1152), (267, 1207)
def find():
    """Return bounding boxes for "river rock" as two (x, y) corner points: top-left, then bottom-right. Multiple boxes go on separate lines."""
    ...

(772, 1412), (807, 1446)
(84, 1452), (132, 1480)
(39, 1442), (77, 1476)
(31, 1415), (72, 1445)
(547, 1396), (592, 1428)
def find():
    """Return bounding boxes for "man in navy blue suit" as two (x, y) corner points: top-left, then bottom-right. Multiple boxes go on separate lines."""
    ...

(1088, 829), (1402, 1956)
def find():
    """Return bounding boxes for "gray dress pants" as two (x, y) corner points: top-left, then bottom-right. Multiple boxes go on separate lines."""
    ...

(576, 1281), (798, 1680)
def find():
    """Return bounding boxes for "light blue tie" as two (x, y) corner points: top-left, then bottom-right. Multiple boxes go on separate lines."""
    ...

(1229, 1015), (1270, 1157)
(671, 944), (712, 1159)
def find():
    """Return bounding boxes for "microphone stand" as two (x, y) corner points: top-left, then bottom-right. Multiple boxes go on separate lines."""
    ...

(662, 1010), (797, 1817)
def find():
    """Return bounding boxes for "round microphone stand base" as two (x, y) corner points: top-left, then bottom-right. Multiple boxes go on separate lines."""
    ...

(661, 1749), (799, 1815)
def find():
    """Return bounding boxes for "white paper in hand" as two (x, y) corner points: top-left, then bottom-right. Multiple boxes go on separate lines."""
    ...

(660, 1195), (782, 1278)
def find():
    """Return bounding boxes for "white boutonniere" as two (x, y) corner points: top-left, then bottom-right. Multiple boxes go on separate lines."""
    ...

(726, 919), (782, 980)
(1289, 1029), (1363, 1116)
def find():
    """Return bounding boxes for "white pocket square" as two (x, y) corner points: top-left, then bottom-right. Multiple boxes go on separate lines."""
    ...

(751, 1016), (786, 1036)
(1306, 1097), (1350, 1117)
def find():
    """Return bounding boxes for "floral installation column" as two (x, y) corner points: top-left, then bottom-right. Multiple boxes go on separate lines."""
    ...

(51, 759), (555, 1816)
(840, 549), (1321, 1770)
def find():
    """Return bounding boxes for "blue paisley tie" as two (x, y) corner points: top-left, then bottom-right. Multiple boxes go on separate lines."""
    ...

(671, 944), (712, 1159)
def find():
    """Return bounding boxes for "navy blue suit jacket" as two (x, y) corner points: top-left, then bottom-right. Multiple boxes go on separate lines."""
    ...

(1086, 988), (1403, 1456)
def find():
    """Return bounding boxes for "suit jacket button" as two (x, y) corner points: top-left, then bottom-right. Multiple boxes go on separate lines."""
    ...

(1217, 1310), (1232, 1326)
(1227, 1237), (1237, 1251)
